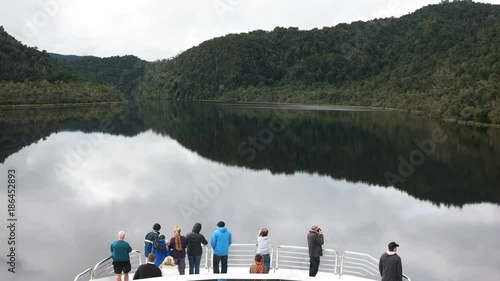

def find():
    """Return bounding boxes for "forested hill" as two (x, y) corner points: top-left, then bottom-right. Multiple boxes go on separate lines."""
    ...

(0, 27), (122, 105)
(134, 1), (500, 124)
(50, 54), (147, 99)
(0, 26), (78, 83)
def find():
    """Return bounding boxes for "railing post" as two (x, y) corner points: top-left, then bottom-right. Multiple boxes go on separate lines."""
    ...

(274, 245), (280, 272)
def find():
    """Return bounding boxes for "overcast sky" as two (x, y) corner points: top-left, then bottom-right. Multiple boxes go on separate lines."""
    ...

(1, 0), (500, 61)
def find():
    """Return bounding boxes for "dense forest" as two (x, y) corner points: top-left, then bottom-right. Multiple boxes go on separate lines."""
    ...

(50, 54), (147, 99)
(0, 26), (123, 105)
(134, 1), (500, 124)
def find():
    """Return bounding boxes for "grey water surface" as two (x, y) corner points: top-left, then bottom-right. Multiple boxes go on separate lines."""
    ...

(0, 101), (499, 281)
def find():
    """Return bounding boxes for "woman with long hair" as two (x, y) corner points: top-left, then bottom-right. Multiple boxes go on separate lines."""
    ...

(168, 225), (188, 275)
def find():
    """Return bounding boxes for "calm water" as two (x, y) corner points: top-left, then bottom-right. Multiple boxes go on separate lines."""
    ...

(1, 101), (499, 281)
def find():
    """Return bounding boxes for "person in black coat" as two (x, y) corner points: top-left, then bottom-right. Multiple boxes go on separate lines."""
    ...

(133, 253), (162, 280)
(186, 222), (208, 274)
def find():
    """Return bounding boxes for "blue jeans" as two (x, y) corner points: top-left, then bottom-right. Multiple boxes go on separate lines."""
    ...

(188, 255), (202, 274)
(263, 254), (270, 272)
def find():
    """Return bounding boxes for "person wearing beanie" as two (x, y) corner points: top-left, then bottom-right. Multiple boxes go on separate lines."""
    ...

(144, 223), (165, 258)
(211, 221), (232, 274)
(186, 222), (208, 274)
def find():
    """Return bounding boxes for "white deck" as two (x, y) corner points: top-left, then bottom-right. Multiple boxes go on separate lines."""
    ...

(96, 267), (376, 281)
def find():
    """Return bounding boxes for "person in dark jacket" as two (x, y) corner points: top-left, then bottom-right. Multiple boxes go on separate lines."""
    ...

(186, 222), (208, 274)
(144, 223), (162, 258)
(307, 224), (324, 277)
(168, 225), (188, 275)
(379, 242), (403, 281)
(133, 253), (162, 280)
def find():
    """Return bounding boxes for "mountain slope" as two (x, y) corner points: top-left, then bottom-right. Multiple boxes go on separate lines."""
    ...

(0, 27), (122, 105)
(134, 1), (500, 124)
(51, 54), (148, 99)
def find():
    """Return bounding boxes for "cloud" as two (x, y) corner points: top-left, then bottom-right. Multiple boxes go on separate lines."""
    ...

(1, 0), (499, 60)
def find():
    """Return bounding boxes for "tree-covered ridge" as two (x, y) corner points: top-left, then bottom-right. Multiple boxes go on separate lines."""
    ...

(0, 26), (123, 105)
(0, 26), (80, 83)
(51, 54), (148, 99)
(134, 1), (500, 124)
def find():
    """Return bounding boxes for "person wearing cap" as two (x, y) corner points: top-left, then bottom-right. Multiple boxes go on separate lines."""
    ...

(307, 224), (324, 277)
(110, 231), (132, 281)
(379, 242), (403, 281)
(144, 223), (165, 258)
(211, 221), (232, 273)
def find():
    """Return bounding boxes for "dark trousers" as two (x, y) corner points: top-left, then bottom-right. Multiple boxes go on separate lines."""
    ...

(188, 255), (202, 274)
(213, 254), (228, 273)
(309, 256), (320, 277)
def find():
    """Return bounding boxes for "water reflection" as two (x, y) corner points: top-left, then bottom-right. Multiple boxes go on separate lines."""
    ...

(0, 101), (499, 281)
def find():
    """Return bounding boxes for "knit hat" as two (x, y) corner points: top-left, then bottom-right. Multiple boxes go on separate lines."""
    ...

(153, 223), (161, 231)
(217, 221), (225, 227)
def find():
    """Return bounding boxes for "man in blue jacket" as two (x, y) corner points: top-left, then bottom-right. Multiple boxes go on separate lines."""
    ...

(211, 221), (232, 273)
(144, 223), (162, 258)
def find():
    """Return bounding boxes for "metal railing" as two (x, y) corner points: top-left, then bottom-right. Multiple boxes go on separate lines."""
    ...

(74, 267), (92, 281)
(92, 250), (142, 279)
(207, 243), (274, 272)
(340, 251), (411, 281)
(275, 245), (338, 275)
(76, 246), (411, 281)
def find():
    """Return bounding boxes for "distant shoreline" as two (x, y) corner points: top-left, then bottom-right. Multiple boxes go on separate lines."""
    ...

(0, 100), (127, 110)
(194, 99), (500, 129)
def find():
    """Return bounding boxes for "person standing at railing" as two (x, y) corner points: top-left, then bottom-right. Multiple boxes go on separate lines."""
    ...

(211, 221), (232, 273)
(307, 224), (324, 277)
(379, 242), (403, 281)
(186, 222), (208, 274)
(144, 223), (162, 258)
(256, 228), (271, 272)
(152, 235), (171, 267)
(110, 231), (133, 281)
(249, 253), (269, 273)
(168, 225), (188, 275)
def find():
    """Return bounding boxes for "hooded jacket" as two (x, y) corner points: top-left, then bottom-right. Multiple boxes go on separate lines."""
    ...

(186, 223), (208, 256)
(379, 251), (403, 281)
(211, 226), (232, 256)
